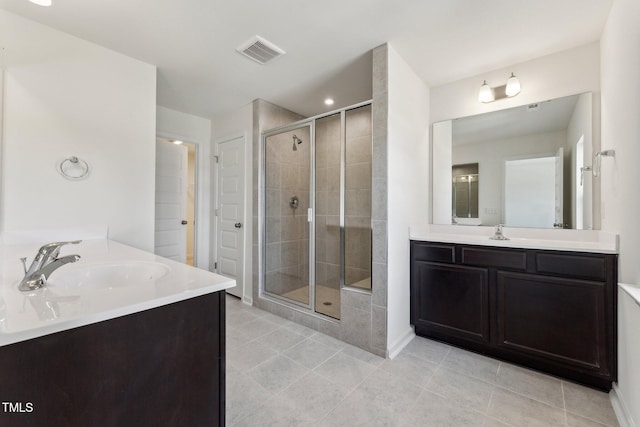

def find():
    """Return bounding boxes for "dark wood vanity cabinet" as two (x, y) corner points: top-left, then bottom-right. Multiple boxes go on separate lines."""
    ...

(410, 241), (617, 390)
(0, 291), (226, 427)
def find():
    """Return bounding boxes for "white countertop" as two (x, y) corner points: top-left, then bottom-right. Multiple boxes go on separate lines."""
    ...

(410, 224), (618, 254)
(0, 239), (235, 347)
(620, 284), (640, 307)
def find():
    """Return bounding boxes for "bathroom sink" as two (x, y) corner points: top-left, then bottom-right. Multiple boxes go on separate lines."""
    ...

(47, 261), (171, 289)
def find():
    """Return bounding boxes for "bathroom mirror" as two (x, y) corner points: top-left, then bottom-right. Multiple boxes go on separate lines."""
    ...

(432, 92), (596, 229)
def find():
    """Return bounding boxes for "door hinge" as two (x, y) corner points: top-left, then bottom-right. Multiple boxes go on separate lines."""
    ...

(214, 261), (218, 270)
(213, 155), (219, 163)
(215, 208), (219, 216)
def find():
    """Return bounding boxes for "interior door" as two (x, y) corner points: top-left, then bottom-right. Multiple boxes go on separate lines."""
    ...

(504, 156), (556, 228)
(554, 147), (564, 228)
(216, 137), (245, 298)
(155, 140), (188, 262)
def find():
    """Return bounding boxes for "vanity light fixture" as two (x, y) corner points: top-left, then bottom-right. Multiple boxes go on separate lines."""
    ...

(172, 140), (184, 145)
(505, 73), (521, 97)
(478, 72), (521, 103)
(28, 0), (52, 5)
(478, 81), (494, 103)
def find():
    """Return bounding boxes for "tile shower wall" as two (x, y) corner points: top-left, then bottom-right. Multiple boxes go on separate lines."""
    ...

(315, 114), (341, 295)
(345, 105), (372, 287)
(264, 128), (310, 301)
(315, 107), (372, 295)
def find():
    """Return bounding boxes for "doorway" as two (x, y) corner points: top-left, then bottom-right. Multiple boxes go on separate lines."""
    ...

(154, 137), (197, 265)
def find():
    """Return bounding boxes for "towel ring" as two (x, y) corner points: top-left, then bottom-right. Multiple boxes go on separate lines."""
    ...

(58, 156), (90, 180)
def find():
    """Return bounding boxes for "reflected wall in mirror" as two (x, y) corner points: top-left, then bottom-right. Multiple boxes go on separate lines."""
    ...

(432, 92), (596, 230)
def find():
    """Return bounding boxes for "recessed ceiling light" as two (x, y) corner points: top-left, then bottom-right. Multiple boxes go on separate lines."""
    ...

(29, 0), (52, 6)
(173, 140), (184, 145)
(324, 98), (334, 106)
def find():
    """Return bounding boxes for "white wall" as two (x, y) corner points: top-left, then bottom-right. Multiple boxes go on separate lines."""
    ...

(0, 10), (156, 251)
(432, 121), (452, 224)
(386, 44), (430, 354)
(210, 103), (253, 302)
(600, 0), (640, 424)
(430, 42), (600, 123)
(156, 106), (212, 269)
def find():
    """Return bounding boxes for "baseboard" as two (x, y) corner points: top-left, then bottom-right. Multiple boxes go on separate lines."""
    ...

(242, 295), (253, 306)
(388, 327), (415, 359)
(611, 383), (636, 427)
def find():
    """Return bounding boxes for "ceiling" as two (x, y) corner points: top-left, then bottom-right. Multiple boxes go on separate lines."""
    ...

(0, 0), (613, 118)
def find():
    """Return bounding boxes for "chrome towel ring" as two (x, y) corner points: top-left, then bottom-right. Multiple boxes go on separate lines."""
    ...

(58, 156), (90, 180)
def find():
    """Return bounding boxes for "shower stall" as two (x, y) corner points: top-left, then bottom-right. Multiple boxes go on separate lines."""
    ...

(260, 102), (372, 319)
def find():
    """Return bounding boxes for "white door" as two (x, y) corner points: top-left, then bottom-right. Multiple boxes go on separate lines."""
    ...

(554, 147), (564, 228)
(216, 137), (245, 298)
(504, 157), (556, 228)
(155, 140), (188, 262)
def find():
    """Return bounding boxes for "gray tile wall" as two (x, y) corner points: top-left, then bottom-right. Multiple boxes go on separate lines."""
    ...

(345, 105), (372, 287)
(315, 113), (341, 293)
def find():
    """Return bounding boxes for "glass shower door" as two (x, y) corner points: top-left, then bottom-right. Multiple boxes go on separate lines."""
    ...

(261, 101), (372, 321)
(263, 125), (311, 306)
(314, 113), (341, 318)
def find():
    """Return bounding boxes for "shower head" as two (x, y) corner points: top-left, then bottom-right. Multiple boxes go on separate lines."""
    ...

(292, 135), (302, 151)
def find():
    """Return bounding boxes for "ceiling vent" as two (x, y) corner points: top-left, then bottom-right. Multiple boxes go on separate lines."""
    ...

(236, 35), (285, 65)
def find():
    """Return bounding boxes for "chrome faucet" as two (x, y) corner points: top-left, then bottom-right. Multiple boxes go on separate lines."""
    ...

(490, 224), (509, 241)
(18, 241), (82, 291)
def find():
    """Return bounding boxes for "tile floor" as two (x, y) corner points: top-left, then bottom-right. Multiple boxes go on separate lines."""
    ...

(225, 295), (619, 426)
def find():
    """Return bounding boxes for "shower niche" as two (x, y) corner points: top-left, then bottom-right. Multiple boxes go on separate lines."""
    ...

(261, 103), (372, 319)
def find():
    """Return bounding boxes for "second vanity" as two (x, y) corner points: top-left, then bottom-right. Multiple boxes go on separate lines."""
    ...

(410, 225), (618, 390)
(0, 234), (235, 426)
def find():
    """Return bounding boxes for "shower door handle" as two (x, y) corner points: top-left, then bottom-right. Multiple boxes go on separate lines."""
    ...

(234, 222), (242, 229)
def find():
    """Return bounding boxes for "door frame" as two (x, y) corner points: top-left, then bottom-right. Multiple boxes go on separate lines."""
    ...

(212, 133), (249, 302)
(156, 131), (201, 267)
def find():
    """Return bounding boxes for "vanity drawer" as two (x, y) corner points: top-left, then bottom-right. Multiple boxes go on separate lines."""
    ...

(411, 242), (455, 263)
(535, 252), (608, 281)
(461, 247), (526, 270)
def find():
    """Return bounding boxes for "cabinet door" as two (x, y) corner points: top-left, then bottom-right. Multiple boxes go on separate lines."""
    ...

(496, 271), (609, 375)
(411, 261), (489, 344)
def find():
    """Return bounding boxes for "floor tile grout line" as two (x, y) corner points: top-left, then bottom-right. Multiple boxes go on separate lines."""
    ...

(564, 408), (619, 427)
(561, 381), (568, 426)
(491, 382), (568, 412)
(311, 362), (376, 424)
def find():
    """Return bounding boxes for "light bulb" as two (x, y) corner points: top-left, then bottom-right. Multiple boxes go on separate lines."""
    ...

(478, 81), (494, 103)
(173, 140), (184, 145)
(505, 73), (521, 97)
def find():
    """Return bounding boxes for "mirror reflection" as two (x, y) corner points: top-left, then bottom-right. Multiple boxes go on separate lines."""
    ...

(452, 163), (479, 223)
(433, 92), (595, 230)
